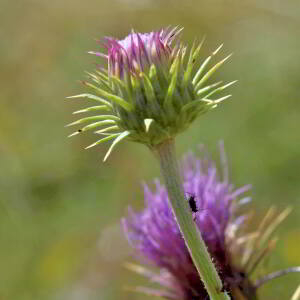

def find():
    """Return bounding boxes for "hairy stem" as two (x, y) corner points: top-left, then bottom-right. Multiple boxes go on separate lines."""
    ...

(154, 139), (230, 300)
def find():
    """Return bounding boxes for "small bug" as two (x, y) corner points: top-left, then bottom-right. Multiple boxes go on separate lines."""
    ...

(188, 194), (198, 213)
(185, 192), (200, 221)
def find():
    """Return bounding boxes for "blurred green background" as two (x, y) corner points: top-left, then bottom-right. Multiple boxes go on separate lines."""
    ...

(0, 0), (299, 299)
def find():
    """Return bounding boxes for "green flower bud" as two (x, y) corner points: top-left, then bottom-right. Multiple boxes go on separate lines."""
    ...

(67, 27), (235, 161)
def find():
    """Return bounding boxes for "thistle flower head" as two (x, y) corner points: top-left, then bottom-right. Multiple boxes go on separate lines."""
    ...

(122, 144), (291, 300)
(67, 27), (234, 161)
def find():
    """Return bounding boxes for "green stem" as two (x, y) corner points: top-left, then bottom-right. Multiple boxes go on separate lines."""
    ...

(154, 139), (230, 300)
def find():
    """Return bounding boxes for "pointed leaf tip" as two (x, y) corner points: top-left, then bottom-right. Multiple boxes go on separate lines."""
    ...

(222, 53), (233, 63)
(221, 80), (238, 89)
(68, 130), (81, 138)
(85, 134), (119, 150)
(72, 105), (111, 114)
(66, 93), (113, 107)
(212, 44), (223, 55)
(214, 94), (232, 103)
(65, 120), (79, 127)
(85, 142), (97, 149)
(94, 125), (119, 135)
(144, 119), (154, 132)
(195, 54), (233, 90)
(103, 131), (130, 162)
(66, 95), (78, 99)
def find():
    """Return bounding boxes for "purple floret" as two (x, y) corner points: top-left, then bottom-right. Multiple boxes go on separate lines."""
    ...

(91, 27), (182, 78)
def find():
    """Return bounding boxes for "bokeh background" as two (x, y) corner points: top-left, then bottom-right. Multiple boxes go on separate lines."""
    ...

(1, 0), (299, 299)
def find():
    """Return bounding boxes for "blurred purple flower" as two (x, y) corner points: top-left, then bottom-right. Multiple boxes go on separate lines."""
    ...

(122, 144), (290, 300)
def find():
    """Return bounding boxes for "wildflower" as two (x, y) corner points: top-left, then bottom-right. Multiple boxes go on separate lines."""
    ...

(122, 145), (291, 300)
(68, 27), (236, 300)
(67, 27), (234, 161)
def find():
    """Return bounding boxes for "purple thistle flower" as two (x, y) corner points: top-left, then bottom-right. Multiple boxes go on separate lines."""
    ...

(122, 144), (291, 300)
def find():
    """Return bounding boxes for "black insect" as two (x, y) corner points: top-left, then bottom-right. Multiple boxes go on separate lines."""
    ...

(187, 193), (198, 213)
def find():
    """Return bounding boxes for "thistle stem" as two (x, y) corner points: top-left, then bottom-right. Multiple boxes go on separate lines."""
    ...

(154, 139), (230, 300)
